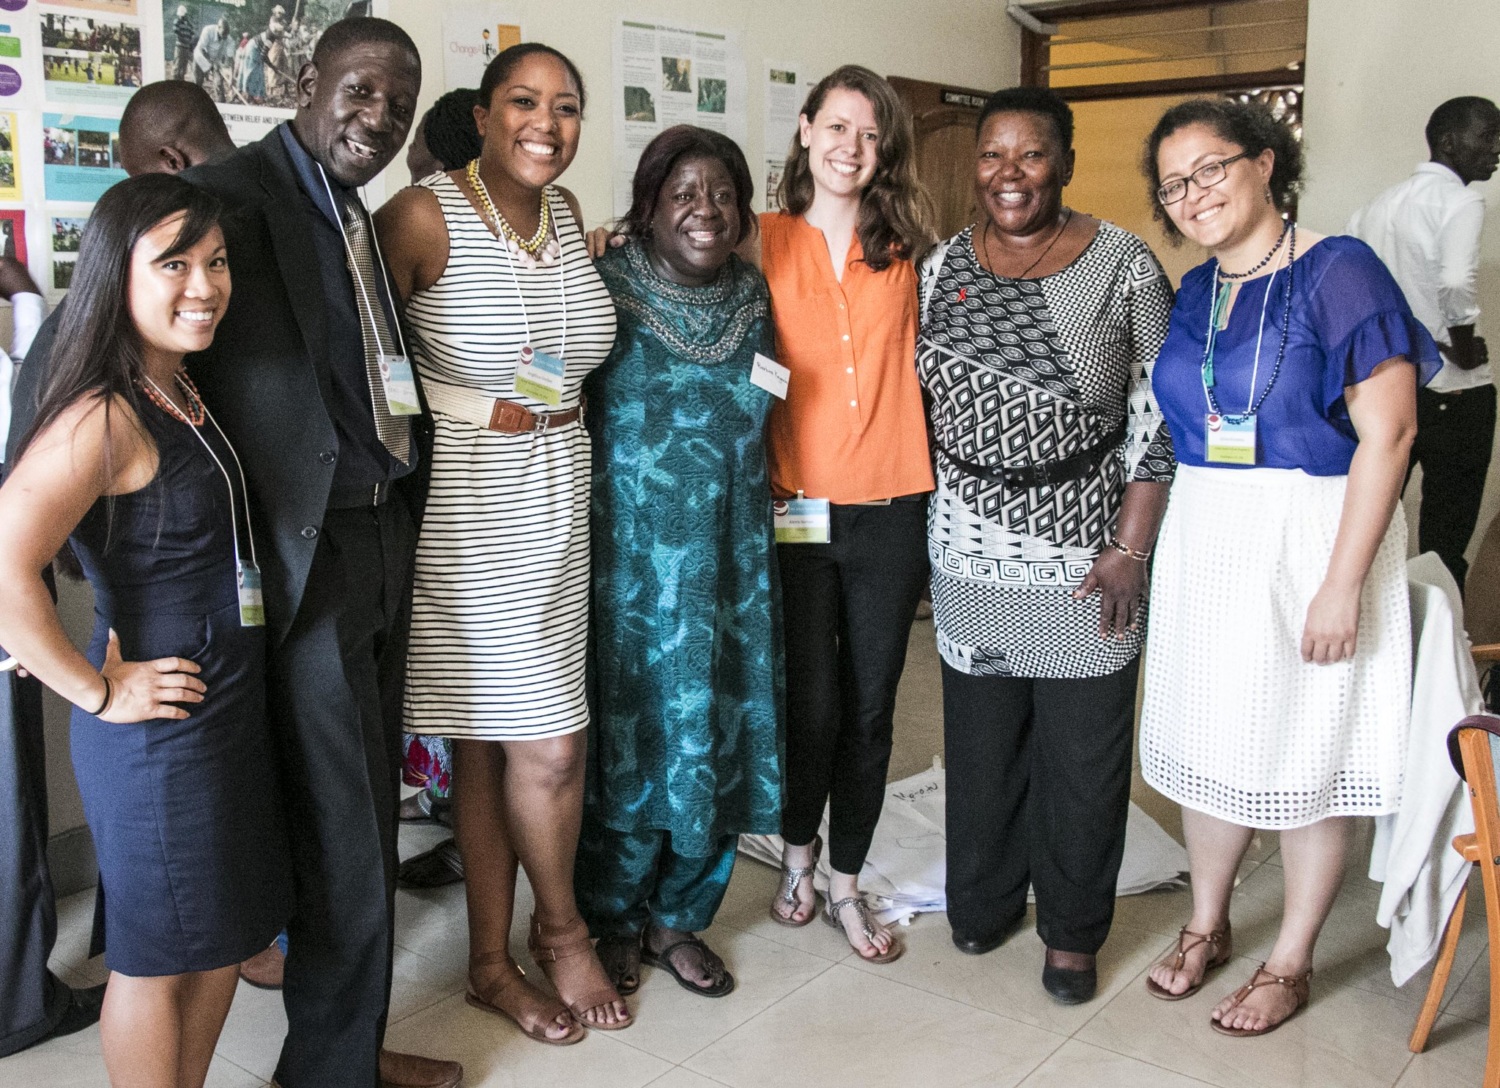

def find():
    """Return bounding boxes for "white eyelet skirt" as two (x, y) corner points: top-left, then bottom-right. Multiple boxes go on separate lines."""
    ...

(1140, 465), (1410, 830)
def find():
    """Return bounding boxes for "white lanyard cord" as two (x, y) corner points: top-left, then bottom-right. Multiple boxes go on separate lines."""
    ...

(144, 375), (259, 570)
(470, 173), (568, 363)
(1200, 242), (1286, 417)
(317, 164), (411, 360)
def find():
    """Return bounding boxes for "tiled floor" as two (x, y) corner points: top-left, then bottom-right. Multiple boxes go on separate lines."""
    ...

(14, 623), (1493, 1087)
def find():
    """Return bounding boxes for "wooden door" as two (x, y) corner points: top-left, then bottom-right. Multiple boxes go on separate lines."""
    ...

(888, 76), (988, 240)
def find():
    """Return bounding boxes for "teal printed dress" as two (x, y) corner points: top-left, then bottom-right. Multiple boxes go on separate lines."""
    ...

(584, 241), (785, 860)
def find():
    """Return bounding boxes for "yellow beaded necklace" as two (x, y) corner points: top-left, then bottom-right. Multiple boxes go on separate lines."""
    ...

(465, 158), (558, 265)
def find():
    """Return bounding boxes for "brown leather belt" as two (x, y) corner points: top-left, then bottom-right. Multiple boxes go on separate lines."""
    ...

(486, 400), (583, 434)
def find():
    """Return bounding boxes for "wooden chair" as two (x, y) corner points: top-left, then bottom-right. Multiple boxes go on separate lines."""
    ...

(1410, 654), (1500, 1084)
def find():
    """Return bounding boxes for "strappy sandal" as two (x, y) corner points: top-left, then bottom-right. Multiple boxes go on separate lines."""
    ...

(770, 834), (822, 927)
(1210, 963), (1312, 1038)
(595, 933), (642, 996)
(824, 894), (904, 965)
(641, 931), (735, 998)
(527, 915), (633, 1030)
(1145, 923), (1233, 1001)
(464, 950), (584, 1046)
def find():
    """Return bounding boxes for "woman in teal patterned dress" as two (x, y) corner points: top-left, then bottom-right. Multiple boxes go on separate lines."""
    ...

(577, 126), (783, 1001)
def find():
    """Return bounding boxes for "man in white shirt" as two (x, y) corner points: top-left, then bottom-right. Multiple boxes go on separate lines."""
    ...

(1348, 96), (1500, 588)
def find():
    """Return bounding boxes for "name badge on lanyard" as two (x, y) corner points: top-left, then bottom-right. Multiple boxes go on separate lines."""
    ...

(378, 353), (421, 415)
(238, 561), (266, 628)
(773, 496), (831, 544)
(513, 344), (567, 406)
(1204, 413), (1257, 465)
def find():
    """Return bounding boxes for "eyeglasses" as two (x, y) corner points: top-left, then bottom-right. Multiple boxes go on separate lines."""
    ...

(1156, 152), (1251, 206)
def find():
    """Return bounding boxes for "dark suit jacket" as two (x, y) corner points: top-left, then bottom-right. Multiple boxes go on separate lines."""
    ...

(183, 132), (428, 649)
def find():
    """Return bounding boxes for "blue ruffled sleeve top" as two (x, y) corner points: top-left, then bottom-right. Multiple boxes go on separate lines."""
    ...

(1152, 234), (1441, 475)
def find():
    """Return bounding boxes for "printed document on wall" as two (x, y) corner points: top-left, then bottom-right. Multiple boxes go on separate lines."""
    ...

(441, 2), (521, 92)
(612, 17), (746, 218)
(762, 62), (816, 212)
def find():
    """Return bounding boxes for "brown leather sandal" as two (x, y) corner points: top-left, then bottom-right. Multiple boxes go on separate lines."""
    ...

(1210, 963), (1312, 1037)
(528, 915), (633, 1031)
(1145, 923), (1233, 1001)
(464, 950), (584, 1046)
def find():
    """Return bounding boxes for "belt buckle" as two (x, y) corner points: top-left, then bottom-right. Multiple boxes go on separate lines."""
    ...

(532, 410), (550, 435)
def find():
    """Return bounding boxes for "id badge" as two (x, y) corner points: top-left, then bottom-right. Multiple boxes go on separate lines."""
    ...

(750, 352), (790, 400)
(237, 561), (266, 628)
(1205, 413), (1257, 465)
(773, 497), (831, 544)
(377, 353), (421, 416)
(513, 344), (566, 406)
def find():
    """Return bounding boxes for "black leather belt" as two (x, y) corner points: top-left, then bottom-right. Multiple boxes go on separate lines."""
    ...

(327, 480), (392, 509)
(937, 422), (1125, 489)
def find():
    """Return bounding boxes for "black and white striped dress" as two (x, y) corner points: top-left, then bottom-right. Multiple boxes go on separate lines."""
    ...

(402, 174), (616, 740)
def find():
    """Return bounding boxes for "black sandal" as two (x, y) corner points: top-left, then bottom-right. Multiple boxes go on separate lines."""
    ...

(642, 932), (735, 998)
(596, 933), (642, 996)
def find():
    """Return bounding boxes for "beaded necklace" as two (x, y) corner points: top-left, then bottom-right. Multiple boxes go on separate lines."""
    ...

(465, 159), (561, 268)
(1201, 222), (1297, 423)
(1215, 218), (1290, 281)
(138, 369), (206, 425)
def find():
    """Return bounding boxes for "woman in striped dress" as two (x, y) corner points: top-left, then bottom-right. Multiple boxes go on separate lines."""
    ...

(376, 43), (627, 1043)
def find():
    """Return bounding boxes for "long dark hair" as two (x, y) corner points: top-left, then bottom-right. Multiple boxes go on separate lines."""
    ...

(620, 125), (756, 245)
(16, 174), (223, 467)
(776, 65), (934, 271)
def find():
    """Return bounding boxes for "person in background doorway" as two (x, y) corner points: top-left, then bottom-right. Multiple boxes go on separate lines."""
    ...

(1347, 96), (1500, 590)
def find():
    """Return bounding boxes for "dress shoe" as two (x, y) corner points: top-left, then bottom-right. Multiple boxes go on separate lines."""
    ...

(379, 1048), (463, 1088)
(38, 982), (105, 1043)
(1042, 949), (1097, 1005)
(239, 942), (286, 989)
(950, 913), (1024, 956)
(398, 838), (465, 888)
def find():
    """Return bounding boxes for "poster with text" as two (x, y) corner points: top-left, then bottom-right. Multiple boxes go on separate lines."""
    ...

(41, 10), (142, 104)
(43, 112), (124, 201)
(763, 62), (817, 212)
(0, 209), (26, 263)
(611, 18), (746, 217)
(0, 111), (20, 199)
(441, 2), (520, 92)
(0, 17), (32, 106)
(163, 0), (350, 113)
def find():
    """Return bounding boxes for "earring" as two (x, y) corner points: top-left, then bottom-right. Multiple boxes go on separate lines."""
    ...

(1264, 185), (1273, 205)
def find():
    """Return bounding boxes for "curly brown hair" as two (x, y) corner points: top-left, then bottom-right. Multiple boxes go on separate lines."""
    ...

(775, 65), (935, 271)
(1143, 98), (1303, 241)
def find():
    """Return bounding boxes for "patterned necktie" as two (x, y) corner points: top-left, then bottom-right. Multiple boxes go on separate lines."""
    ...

(340, 199), (410, 465)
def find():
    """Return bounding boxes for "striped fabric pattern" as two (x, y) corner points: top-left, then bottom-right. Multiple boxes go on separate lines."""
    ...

(402, 174), (617, 740)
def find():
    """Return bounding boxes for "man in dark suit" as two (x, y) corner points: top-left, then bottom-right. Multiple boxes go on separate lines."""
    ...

(0, 81), (234, 1061)
(181, 18), (455, 1088)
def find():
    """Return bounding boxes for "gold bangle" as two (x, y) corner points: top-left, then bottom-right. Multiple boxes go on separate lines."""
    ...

(1109, 538), (1151, 562)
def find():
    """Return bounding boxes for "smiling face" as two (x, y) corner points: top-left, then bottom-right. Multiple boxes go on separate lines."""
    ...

(475, 52), (581, 194)
(128, 214), (230, 371)
(975, 110), (1073, 239)
(1156, 122), (1275, 251)
(645, 154), (741, 286)
(293, 40), (420, 187)
(799, 86), (880, 202)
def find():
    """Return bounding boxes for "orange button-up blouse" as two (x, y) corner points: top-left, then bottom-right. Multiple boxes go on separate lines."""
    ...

(759, 212), (935, 504)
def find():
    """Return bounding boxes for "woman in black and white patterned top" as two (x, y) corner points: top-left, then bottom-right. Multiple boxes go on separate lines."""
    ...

(917, 87), (1174, 1004)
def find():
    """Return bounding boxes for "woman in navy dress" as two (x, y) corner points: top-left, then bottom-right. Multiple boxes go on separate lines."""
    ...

(0, 174), (290, 1086)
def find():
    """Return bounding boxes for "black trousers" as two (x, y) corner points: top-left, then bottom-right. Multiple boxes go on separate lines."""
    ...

(942, 657), (1138, 955)
(1410, 383), (1497, 589)
(272, 501), (416, 1088)
(777, 498), (929, 875)
(0, 667), (73, 1057)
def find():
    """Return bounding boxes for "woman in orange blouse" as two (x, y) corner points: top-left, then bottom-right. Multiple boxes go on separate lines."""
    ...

(757, 66), (935, 963)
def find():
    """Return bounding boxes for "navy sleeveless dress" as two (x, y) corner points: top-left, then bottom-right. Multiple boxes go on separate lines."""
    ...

(69, 398), (291, 977)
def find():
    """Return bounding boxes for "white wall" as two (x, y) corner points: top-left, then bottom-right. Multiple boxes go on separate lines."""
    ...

(1301, 0), (1500, 565)
(379, 0), (1022, 227)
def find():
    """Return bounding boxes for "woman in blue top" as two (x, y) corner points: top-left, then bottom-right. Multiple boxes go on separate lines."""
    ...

(1137, 100), (1439, 1038)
